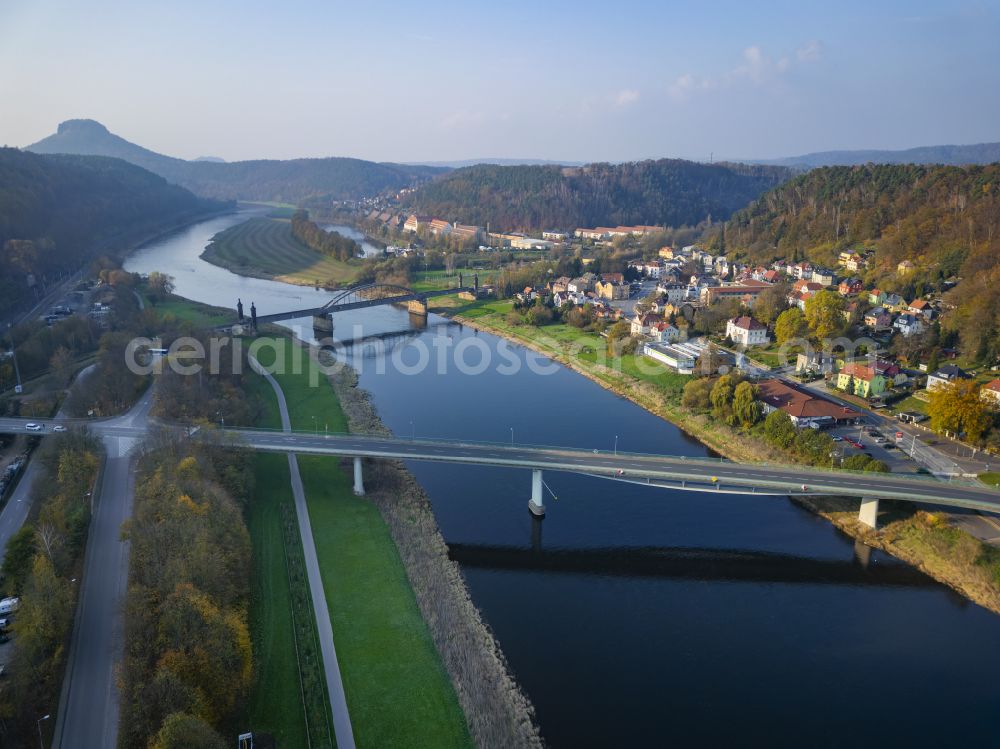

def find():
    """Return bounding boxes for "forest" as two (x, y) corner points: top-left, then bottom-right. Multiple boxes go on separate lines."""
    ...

(290, 210), (361, 262)
(709, 163), (1000, 359)
(401, 160), (791, 232)
(0, 148), (224, 317)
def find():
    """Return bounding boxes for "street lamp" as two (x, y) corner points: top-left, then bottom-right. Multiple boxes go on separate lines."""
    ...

(510, 427), (514, 445)
(614, 435), (618, 455)
(410, 420), (415, 440)
(8, 323), (22, 394)
(37, 714), (50, 749)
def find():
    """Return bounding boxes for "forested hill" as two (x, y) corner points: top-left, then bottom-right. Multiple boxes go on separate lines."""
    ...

(0, 147), (223, 315)
(754, 141), (1000, 168)
(713, 163), (1000, 357)
(26, 119), (445, 203)
(400, 160), (792, 231)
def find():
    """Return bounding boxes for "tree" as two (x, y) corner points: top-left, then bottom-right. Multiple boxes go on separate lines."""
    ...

(682, 378), (713, 412)
(763, 410), (796, 449)
(694, 344), (729, 376)
(147, 271), (175, 302)
(150, 712), (226, 749)
(927, 379), (993, 444)
(804, 290), (847, 341)
(710, 373), (741, 423)
(732, 381), (763, 427)
(49, 346), (74, 387)
(754, 283), (789, 326)
(0, 525), (37, 594)
(774, 307), (807, 344)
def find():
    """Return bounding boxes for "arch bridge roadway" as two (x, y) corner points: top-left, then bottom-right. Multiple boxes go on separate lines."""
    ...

(3, 415), (998, 530)
(240, 281), (476, 328)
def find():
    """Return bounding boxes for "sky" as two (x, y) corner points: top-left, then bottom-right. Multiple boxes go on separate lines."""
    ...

(1, 0), (998, 164)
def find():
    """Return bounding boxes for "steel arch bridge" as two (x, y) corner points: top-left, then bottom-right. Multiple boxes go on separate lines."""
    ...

(232, 281), (475, 328)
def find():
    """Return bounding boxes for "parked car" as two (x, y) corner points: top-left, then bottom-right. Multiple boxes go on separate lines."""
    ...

(845, 438), (864, 449)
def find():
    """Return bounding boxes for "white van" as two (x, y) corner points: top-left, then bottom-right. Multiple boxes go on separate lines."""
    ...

(0, 597), (20, 615)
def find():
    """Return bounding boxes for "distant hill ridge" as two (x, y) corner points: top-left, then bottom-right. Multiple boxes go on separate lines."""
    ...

(400, 160), (793, 232)
(751, 141), (1000, 168)
(26, 119), (445, 203)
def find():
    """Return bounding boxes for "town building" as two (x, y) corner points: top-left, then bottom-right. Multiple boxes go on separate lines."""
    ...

(642, 342), (696, 372)
(595, 279), (628, 300)
(757, 379), (860, 427)
(981, 379), (1000, 408)
(836, 362), (888, 398)
(926, 364), (971, 391)
(725, 316), (769, 346)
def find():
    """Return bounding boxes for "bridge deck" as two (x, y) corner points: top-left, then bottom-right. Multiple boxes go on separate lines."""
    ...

(252, 286), (474, 325)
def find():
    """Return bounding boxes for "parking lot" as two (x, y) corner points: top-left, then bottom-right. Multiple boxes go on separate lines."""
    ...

(826, 423), (919, 473)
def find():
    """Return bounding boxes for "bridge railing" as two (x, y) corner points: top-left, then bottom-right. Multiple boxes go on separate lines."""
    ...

(210, 425), (986, 487)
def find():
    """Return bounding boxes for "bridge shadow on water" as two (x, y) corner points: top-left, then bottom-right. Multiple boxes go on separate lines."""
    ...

(314, 319), (454, 357)
(448, 535), (934, 588)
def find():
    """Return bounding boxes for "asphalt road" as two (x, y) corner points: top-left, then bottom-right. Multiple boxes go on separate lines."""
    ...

(52, 385), (154, 749)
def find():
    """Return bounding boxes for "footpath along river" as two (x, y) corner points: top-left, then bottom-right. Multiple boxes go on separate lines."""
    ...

(125, 212), (1000, 747)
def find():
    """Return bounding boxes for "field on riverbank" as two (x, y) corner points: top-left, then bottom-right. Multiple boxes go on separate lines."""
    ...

(202, 217), (361, 287)
(251, 338), (472, 749)
(450, 300), (1000, 615)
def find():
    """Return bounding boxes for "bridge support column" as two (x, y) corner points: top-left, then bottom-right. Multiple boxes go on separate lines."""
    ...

(313, 314), (334, 333)
(353, 457), (365, 496)
(528, 469), (545, 517)
(406, 298), (428, 316)
(858, 497), (879, 529)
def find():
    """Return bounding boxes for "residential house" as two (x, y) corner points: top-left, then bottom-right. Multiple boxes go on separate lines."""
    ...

(703, 284), (768, 306)
(981, 379), (1000, 408)
(726, 316), (769, 346)
(868, 289), (886, 306)
(872, 359), (908, 386)
(575, 227), (612, 240)
(550, 276), (572, 294)
(897, 259), (916, 275)
(926, 364), (971, 391)
(657, 282), (688, 304)
(658, 246), (676, 259)
(836, 362), (888, 399)
(652, 321), (682, 343)
(595, 279), (628, 300)
(864, 307), (893, 331)
(812, 267), (837, 286)
(907, 298), (934, 320)
(883, 292), (906, 311)
(838, 278), (863, 296)
(893, 313), (925, 338)
(567, 277), (592, 294)
(601, 272), (625, 284)
(542, 231), (568, 241)
(631, 312), (660, 336)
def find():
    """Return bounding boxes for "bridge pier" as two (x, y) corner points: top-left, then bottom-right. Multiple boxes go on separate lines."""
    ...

(528, 469), (545, 517)
(406, 298), (428, 316)
(313, 314), (334, 333)
(353, 457), (365, 496)
(858, 497), (879, 529)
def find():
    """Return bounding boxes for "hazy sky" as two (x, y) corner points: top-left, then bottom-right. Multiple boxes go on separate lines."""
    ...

(2, 0), (998, 163)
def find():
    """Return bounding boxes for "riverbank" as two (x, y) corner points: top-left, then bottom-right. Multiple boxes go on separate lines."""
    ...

(200, 215), (362, 288)
(447, 301), (1000, 616)
(306, 342), (544, 749)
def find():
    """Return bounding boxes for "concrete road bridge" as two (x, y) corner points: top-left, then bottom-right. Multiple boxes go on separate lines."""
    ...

(225, 279), (477, 332)
(4, 416), (999, 529)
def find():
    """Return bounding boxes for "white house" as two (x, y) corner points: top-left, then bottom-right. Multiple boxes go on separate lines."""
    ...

(893, 313), (925, 338)
(926, 364), (970, 391)
(726, 316), (770, 346)
(656, 282), (688, 304)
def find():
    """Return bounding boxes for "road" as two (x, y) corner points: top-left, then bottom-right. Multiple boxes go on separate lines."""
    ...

(251, 357), (356, 749)
(51, 384), (155, 749)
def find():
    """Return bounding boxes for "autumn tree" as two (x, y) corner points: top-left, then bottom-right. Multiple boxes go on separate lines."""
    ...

(732, 381), (763, 427)
(927, 380), (994, 444)
(804, 290), (847, 341)
(774, 307), (808, 344)
(682, 377), (713, 412)
(764, 410), (796, 449)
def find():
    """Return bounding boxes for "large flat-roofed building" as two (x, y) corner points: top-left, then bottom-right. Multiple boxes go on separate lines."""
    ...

(757, 379), (860, 427)
(642, 342), (696, 372)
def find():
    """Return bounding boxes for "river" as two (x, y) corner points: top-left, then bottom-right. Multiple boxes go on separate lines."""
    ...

(125, 212), (1000, 747)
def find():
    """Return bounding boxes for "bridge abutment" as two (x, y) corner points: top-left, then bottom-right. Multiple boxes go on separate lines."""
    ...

(353, 457), (365, 496)
(528, 469), (545, 517)
(406, 298), (428, 316)
(858, 497), (879, 529)
(313, 314), (334, 332)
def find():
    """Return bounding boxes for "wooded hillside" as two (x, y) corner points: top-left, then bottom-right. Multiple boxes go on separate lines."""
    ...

(402, 160), (791, 232)
(0, 148), (223, 316)
(713, 163), (1000, 358)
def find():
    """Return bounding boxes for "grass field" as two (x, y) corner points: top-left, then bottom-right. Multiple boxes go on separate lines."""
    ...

(143, 291), (234, 327)
(244, 372), (322, 747)
(203, 217), (362, 287)
(252, 338), (472, 748)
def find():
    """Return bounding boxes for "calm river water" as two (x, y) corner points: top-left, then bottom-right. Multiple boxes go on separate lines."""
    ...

(125, 211), (1000, 747)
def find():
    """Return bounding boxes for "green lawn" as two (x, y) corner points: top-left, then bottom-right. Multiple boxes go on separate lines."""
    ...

(145, 293), (233, 327)
(979, 472), (1000, 488)
(203, 217), (362, 288)
(893, 394), (929, 415)
(244, 371), (317, 747)
(251, 337), (472, 748)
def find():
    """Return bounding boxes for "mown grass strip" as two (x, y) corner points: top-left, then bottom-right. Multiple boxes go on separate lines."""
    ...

(254, 337), (473, 749)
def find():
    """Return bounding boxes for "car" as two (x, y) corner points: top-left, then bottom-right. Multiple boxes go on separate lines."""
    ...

(831, 435), (844, 442)
(883, 443), (897, 450)
(24, 423), (42, 432)
(52, 425), (67, 433)
(845, 438), (863, 449)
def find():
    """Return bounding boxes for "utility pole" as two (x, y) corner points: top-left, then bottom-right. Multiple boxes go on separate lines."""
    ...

(8, 323), (23, 394)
